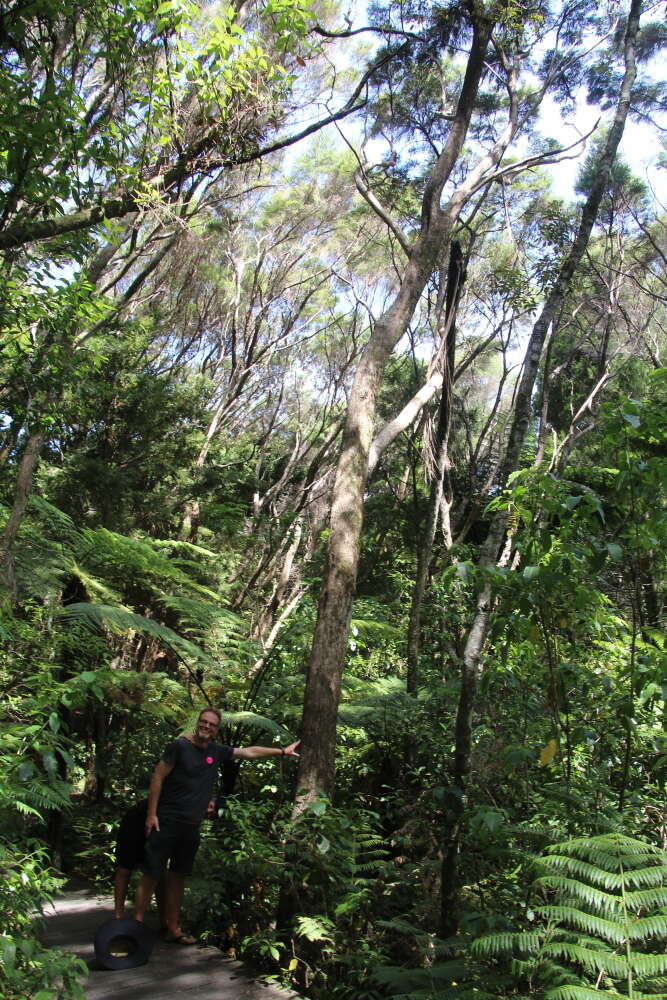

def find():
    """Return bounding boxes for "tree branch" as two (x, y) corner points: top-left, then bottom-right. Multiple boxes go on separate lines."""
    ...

(0, 45), (407, 252)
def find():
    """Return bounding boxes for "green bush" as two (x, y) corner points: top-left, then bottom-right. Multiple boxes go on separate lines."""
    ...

(0, 841), (86, 1000)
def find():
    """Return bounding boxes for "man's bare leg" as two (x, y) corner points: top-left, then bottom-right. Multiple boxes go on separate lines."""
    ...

(164, 871), (195, 943)
(113, 867), (131, 919)
(134, 873), (158, 922)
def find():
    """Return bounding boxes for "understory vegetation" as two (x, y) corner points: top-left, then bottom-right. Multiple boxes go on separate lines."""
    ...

(1, 0), (665, 997)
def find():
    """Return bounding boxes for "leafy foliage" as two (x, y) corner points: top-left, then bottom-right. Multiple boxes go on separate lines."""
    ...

(472, 834), (667, 998)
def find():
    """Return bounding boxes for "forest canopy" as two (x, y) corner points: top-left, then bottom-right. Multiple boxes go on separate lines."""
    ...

(0, 0), (665, 997)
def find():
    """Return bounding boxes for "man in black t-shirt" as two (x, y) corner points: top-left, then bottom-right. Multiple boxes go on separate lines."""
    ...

(134, 706), (299, 945)
(113, 798), (217, 921)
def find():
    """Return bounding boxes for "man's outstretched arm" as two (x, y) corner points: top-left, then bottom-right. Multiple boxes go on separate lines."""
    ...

(232, 740), (300, 761)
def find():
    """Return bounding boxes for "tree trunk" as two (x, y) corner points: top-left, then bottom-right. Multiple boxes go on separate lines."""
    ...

(439, 0), (643, 938)
(294, 13), (494, 809)
(0, 430), (44, 600)
(406, 242), (464, 693)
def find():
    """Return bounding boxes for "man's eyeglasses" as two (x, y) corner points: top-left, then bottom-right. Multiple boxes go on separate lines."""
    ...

(199, 720), (219, 728)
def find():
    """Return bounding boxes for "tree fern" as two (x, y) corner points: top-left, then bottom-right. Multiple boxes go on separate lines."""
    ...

(217, 709), (286, 737)
(59, 602), (216, 666)
(471, 833), (667, 998)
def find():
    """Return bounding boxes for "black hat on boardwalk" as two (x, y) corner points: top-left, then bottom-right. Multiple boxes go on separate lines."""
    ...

(94, 917), (155, 970)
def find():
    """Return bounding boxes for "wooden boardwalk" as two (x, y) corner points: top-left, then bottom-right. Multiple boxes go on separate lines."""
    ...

(42, 883), (300, 1000)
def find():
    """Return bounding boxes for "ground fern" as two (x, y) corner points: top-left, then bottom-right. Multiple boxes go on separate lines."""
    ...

(471, 833), (667, 998)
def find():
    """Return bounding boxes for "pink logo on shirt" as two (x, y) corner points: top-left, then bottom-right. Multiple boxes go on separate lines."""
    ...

(206, 756), (214, 764)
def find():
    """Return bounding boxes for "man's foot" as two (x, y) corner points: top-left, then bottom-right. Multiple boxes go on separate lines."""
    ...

(164, 931), (197, 945)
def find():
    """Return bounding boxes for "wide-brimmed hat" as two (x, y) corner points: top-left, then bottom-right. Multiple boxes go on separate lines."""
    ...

(93, 917), (155, 970)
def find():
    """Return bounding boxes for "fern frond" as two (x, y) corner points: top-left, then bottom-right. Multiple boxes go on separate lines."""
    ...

(341, 675), (407, 698)
(65, 559), (123, 603)
(535, 905), (626, 944)
(619, 865), (667, 888)
(28, 496), (79, 541)
(550, 835), (663, 870)
(59, 603), (214, 665)
(337, 705), (375, 725)
(218, 711), (285, 737)
(152, 539), (220, 560)
(160, 595), (244, 637)
(630, 953), (667, 976)
(13, 800), (43, 818)
(508, 823), (562, 841)
(546, 987), (628, 1000)
(624, 887), (667, 910)
(470, 932), (544, 957)
(80, 527), (220, 599)
(354, 858), (387, 874)
(475, 834), (667, 1000)
(536, 875), (620, 915)
(542, 856), (667, 891)
(349, 616), (400, 638)
(542, 942), (627, 977)
(627, 913), (667, 941)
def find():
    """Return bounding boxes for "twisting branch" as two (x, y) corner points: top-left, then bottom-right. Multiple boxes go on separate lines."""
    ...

(354, 165), (412, 257)
(0, 44), (408, 252)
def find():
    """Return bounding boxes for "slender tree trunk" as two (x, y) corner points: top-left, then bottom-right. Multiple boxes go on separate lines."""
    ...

(439, 0), (643, 937)
(294, 14), (495, 809)
(406, 242), (464, 693)
(533, 328), (555, 468)
(0, 430), (44, 600)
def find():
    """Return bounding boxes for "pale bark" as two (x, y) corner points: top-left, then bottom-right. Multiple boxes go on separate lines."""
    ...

(368, 371), (444, 476)
(366, 326), (498, 477)
(249, 586), (307, 678)
(440, 0), (643, 938)
(294, 11), (496, 808)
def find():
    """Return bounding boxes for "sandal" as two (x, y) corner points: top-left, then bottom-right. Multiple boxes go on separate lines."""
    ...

(164, 932), (197, 946)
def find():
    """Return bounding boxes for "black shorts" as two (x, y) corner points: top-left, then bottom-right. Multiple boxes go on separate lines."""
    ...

(114, 801), (148, 870)
(141, 820), (201, 878)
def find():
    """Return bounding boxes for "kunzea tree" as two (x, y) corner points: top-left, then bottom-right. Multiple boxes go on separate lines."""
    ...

(440, 0), (654, 937)
(0, 0), (408, 593)
(293, 0), (613, 810)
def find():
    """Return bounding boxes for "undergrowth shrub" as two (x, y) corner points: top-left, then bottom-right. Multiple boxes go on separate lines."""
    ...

(0, 842), (87, 1000)
(184, 793), (394, 996)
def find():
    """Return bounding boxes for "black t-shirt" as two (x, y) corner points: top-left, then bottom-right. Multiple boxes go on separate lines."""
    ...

(157, 738), (234, 824)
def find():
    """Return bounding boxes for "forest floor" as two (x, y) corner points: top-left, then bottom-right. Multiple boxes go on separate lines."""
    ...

(42, 881), (300, 1000)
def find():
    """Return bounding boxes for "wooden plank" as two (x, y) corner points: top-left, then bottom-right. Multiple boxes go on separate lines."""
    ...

(41, 886), (300, 1000)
